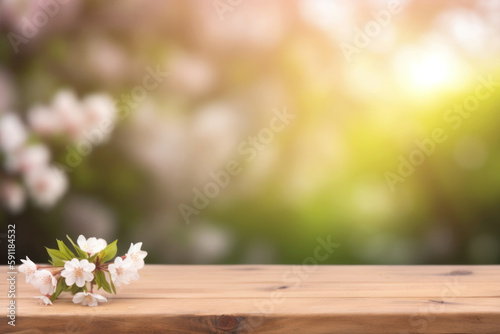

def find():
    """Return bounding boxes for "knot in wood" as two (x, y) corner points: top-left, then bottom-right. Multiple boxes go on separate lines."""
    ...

(216, 315), (239, 331)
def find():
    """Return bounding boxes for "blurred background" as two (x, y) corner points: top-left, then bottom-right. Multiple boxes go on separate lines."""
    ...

(1, 0), (500, 265)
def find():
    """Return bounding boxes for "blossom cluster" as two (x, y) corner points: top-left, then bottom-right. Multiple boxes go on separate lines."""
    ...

(19, 235), (147, 307)
(0, 90), (116, 213)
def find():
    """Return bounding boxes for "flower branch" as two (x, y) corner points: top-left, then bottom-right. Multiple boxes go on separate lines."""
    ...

(19, 235), (147, 307)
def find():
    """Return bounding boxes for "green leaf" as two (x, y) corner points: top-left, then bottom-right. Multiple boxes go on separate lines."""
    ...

(95, 270), (112, 294)
(98, 240), (118, 264)
(66, 235), (88, 259)
(94, 270), (104, 288)
(108, 271), (117, 294)
(101, 281), (112, 294)
(45, 247), (67, 267)
(50, 278), (68, 302)
(88, 253), (98, 264)
(57, 239), (75, 260)
(71, 284), (82, 295)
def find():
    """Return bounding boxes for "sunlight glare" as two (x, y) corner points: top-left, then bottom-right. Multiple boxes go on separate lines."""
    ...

(394, 42), (464, 95)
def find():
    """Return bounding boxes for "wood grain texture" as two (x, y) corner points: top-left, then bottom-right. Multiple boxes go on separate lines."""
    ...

(1, 265), (500, 333)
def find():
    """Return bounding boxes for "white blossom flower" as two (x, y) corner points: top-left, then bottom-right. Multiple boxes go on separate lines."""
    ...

(61, 259), (95, 288)
(0, 180), (26, 213)
(24, 166), (68, 208)
(126, 242), (148, 269)
(72, 292), (107, 307)
(82, 94), (116, 143)
(0, 113), (27, 153)
(5, 144), (51, 175)
(32, 270), (57, 295)
(77, 235), (107, 256)
(108, 257), (139, 287)
(18, 256), (37, 283)
(51, 90), (85, 139)
(28, 105), (62, 136)
(34, 296), (52, 306)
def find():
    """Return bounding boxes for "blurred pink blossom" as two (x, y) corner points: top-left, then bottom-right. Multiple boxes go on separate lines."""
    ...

(169, 55), (216, 96)
(0, 180), (26, 213)
(82, 93), (116, 143)
(28, 89), (117, 142)
(5, 144), (51, 175)
(52, 90), (86, 140)
(0, 113), (28, 153)
(28, 105), (62, 135)
(24, 166), (68, 208)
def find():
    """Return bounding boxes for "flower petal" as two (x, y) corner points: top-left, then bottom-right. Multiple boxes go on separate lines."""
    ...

(113, 277), (123, 287)
(77, 235), (86, 248)
(95, 239), (107, 252)
(93, 294), (108, 303)
(76, 275), (87, 288)
(64, 261), (74, 271)
(35, 296), (52, 306)
(133, 259), (145, 269)
(73, 292), (86, 304)
(87, 298), (98, 307)
(83, 271), (94, 282)
(85, 262), (96, 272)
(65, 274), (76, 286)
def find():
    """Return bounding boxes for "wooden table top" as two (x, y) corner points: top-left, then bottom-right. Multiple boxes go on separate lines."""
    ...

(2, 265), (500, 333)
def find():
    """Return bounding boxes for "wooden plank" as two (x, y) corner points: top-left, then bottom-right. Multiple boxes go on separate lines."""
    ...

(2, 265), (500, 333)
(102, 265), (500, 282)
(7, 281), (500, 299)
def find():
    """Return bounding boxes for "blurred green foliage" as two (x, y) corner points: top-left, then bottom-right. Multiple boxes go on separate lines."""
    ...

(1, 0), (500, 265)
